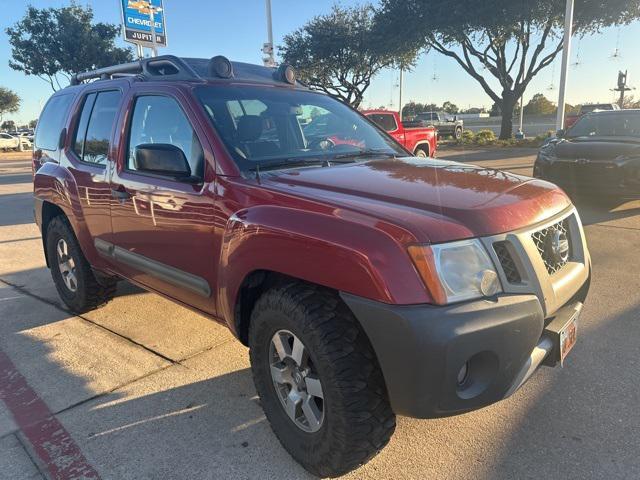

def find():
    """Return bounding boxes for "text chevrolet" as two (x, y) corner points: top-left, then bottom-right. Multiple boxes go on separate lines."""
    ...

(32, 56), (591, 477)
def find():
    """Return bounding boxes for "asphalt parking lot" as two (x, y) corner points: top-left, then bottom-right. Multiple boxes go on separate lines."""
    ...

(1, 148), (639, 480)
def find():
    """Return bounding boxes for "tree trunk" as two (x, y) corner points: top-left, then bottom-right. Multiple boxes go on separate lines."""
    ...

(499, 95), (516, 140)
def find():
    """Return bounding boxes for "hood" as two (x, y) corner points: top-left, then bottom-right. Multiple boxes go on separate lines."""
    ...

(262, 158), (570, 244)
(551, 138), (640, 160)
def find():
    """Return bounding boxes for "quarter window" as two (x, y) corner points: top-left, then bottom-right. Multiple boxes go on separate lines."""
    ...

(127, 96), (204, 178)
(35, 94), (74, 151)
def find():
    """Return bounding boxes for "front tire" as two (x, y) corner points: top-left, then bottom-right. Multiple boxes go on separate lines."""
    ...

(249, 283), (395, 477)
(454, 127), (463, 140)
(46, 216), (116, 313)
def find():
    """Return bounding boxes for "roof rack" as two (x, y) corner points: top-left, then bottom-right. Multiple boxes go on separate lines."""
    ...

(70, 55), (202, 85)
(69, 55), (302, 88)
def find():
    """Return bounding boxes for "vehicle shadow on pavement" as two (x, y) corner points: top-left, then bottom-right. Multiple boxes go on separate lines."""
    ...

(0, 174), (33, 186)
(57, 365), (317, 480)
(574, 198), (640, 227)
(0, 193), (36, 227)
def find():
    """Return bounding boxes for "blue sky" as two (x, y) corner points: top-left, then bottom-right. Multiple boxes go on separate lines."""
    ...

(0, 0), (638, 124)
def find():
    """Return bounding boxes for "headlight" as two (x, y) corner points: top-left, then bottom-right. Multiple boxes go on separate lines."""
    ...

(408, 239), (502, 305)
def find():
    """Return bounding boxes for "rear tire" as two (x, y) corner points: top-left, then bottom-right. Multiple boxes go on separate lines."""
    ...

(46, 216), (117, 313)
(249, 283), (395, 477)
(414, 145), (430, 158)
(454, 127), (463, 140)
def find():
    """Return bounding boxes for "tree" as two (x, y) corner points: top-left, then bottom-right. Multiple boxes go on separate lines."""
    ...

(402, 102), (439, 118)
(623, 95), (640, 109)
(524, 93), (556, 115)
(442, 101), (459, 114)
(376, 0), (640, 139)
(281, 5), (418, 108)
(0, 87), (20, 124)
(6, 4), (133, 91)
(29, 119), (38, 129)
(2, 120), (16, 131)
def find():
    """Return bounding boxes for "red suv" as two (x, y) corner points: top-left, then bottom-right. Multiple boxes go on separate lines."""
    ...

(32, 56), (591, 477)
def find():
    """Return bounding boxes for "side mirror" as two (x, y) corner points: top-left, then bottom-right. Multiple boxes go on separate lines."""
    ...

(556, 129), (566, 138)
(134, 144), (192, 178)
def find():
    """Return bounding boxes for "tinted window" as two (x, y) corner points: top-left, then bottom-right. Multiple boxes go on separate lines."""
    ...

(367, 114), (398, 132)
(568, 113), (640, 138)
(72, 93), (97, 158)
(35, 94), (74, 151)
(196, 86), (405, 171)
(81, 91), (121, 165)
(127, 96), (204, 178)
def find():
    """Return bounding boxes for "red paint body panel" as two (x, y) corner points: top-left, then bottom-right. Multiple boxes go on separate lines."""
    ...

(33, 76), (572, 340)
(363, 110), (438, 157)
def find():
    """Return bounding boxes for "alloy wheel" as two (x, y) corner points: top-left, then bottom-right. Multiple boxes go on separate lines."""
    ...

(269, 330), (325, 433)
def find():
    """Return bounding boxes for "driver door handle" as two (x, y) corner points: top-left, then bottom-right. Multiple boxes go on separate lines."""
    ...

(111, 186), (132, 200)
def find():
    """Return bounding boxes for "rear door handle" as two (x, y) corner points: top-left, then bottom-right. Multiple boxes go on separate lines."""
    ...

(111, 187), (132, 200)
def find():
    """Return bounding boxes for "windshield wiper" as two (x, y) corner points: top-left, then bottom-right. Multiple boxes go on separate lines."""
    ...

(332, 149), (398, 160)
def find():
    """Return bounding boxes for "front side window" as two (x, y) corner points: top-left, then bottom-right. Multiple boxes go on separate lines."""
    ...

(127, 96), (204, 178)
(73, 91), (122, 165)
(196, 86), (405, 172)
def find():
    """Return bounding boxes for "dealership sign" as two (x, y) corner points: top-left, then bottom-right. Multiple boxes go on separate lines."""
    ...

(120, 0), (167, 47)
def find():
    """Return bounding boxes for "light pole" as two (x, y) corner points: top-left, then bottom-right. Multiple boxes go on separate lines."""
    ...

(263, 0), (276, 67)
(556, 0), (575, 132)
(148, 3), (163, 58)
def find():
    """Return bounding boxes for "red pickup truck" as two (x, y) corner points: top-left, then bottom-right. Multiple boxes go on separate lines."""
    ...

(33, 56), (590, 477)
(363, 110), (437, 157)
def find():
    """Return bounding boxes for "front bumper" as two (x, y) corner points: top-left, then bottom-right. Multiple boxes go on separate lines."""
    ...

(341, 279), (589, 419)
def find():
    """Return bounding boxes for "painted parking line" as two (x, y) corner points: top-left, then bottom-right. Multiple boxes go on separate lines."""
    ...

(0, 348), (100, 479)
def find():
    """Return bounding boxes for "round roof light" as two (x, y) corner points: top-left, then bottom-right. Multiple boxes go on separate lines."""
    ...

(278, 64), (297, 85)
(209, 56), (234, 79)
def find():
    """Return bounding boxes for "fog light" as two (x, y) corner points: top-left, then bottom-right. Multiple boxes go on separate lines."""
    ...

(479, 270), (500, 297)
(457, 362), (469, 386)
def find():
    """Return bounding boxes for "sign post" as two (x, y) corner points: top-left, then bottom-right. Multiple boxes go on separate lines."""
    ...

(120, 0), (167, 57)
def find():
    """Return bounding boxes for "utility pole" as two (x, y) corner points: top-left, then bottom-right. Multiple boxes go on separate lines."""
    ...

(398, 67), (404, 120)
(613, 71), (633, 108)
(263, 0), (276, 67)
(556, 0), (574, 131)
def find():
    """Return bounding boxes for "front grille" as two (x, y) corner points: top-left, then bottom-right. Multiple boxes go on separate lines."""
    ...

(531, 218), (572, 275)
(494, 242), (521, 283)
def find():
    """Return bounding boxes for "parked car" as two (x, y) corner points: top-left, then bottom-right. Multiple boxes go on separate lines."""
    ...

(33, 55), (591, 477)
(0, 132), (31, 151)
(363, 110), (437, 157)
(415, 111), (464, 139)
(564, 103), (620, 130)
(535, 109), (640, 199)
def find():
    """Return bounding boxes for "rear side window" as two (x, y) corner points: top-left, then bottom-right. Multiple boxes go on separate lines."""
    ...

(73, 91), (122, 165)
(127, 95), (204, 178)
(35, 94), (74, 151)
(367, 114), (398, 132)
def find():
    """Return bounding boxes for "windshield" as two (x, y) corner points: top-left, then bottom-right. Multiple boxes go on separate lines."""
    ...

(567, 112), (640, 138)
(195, 86), (406, 171)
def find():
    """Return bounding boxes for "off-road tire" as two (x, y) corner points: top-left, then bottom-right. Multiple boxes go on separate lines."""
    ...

(249, 283), (396, 477)
(46, 216), (116, 313)
(414, 145), (430, 158)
